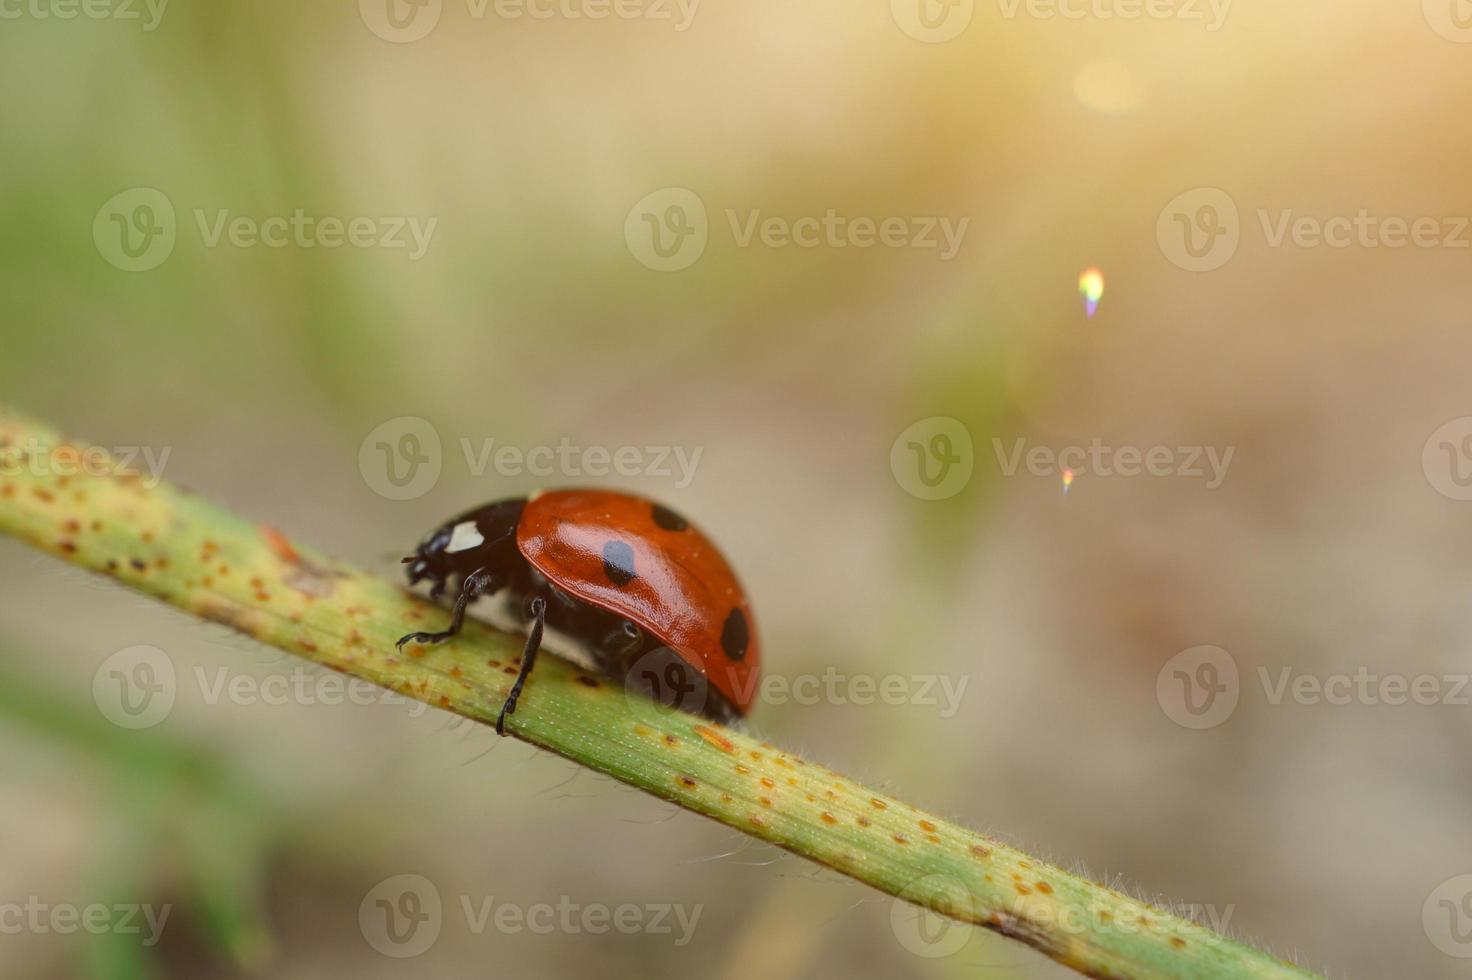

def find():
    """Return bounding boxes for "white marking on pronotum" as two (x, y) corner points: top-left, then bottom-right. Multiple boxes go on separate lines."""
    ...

(445, 521), (485, 554)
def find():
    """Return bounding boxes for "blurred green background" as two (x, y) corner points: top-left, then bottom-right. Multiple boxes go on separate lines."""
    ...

(3, 1), (1472, 977)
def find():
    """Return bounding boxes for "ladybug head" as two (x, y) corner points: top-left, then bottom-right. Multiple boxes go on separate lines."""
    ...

(402, 522), (454, 590)
(402, 498), (530, 596)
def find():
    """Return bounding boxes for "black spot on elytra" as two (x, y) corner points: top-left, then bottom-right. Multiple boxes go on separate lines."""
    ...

(721, 607), (749, 661)
(602, 540), (637, 587)
(651, 503), (688, 532)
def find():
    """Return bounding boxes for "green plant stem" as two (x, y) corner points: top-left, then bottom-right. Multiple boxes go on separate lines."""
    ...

(0, 406), (1318, 980)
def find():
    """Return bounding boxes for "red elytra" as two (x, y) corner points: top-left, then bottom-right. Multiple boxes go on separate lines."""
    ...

(517, 489), (760, 714)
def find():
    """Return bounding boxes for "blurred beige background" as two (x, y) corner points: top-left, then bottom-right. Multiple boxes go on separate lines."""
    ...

(3, 1), (1472, 977)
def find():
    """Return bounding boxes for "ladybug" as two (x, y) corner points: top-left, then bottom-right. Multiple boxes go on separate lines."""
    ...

(398, 489), (760, 734)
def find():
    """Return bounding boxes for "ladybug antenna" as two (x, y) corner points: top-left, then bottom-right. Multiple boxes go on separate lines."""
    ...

(400, 555), (416, 564)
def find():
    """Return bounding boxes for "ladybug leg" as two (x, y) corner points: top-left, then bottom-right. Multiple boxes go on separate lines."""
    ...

(497, 595), (546, 736)
(396, 568), (493, 650)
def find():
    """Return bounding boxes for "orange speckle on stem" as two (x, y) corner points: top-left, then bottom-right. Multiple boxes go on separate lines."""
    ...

(676, 775), (697, 789)
(260, 524), (301, 565)
(692, 724), (735, 753)
(1036, 881), (1053, 895)
(820, 812), (837, 825)
(919, 819), (937, 833)
(870, 798), (887, 810)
